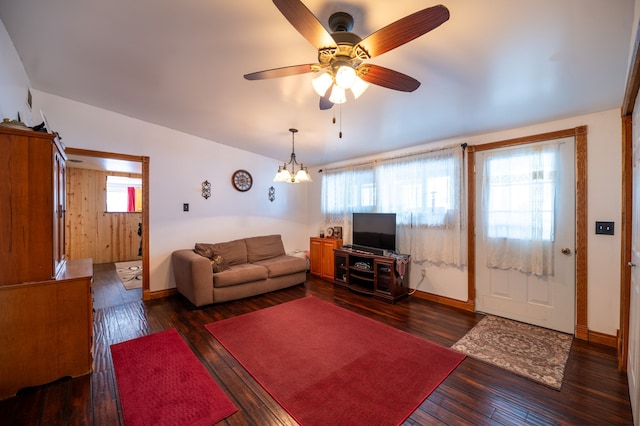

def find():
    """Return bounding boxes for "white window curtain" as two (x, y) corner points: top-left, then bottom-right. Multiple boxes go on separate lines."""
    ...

(321, 163), (375, 242)
(377, 147), (465, 266)
(321, 146), (465, 267)
(481, 142), (559, 276)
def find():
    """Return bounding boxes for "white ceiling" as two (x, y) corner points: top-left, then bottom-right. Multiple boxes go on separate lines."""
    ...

(0, 0), (635, 166)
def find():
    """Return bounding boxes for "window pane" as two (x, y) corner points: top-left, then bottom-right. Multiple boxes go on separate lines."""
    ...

(322, 167), (375, 215)
(106, 176), (142, 213)
(322, 150), (460, 229)
(485, 149), (555, 241)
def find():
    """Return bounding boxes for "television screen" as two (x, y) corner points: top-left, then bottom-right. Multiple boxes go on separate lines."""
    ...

(352, 213), (396, 252)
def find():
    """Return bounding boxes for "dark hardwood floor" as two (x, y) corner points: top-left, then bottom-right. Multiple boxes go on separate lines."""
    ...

(0, 263), (634, 425)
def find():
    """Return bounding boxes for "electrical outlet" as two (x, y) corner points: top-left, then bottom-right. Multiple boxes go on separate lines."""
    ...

(595, 221), (614, 235)
(183, 203), (189, 212)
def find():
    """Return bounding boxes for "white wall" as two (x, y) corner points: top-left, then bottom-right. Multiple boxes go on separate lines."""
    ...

(309, 109), (622, 336)
(0, 18), (31, 123)
(29, 91), (309, 292)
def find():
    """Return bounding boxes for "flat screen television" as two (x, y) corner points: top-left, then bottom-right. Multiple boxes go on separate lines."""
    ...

(352, 213), (396, 254)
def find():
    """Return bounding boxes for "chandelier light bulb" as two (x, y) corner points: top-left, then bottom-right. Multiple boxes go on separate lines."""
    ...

(295, 167), (312, 182)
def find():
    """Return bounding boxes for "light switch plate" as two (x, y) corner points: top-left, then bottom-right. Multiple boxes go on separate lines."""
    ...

(595, 221), (614, 235)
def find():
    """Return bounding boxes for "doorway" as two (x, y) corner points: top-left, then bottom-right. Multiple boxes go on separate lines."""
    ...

(65, 148), (150, 299)
(467, 126), (588, 338)
(474, 138), (576, 333)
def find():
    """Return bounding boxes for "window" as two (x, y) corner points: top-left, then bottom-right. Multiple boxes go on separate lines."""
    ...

(480, 142), (559, 276)
(377, 152), (457, 228)
(321, 146), (465, 266)
(322, 164), (375, 218)
(106, 175), (142, 213)
(484, 146), (556, 241)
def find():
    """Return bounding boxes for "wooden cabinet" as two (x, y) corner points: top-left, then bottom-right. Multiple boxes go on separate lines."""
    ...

(334, 248), (410, 303)
(310, 237), (343, 280)
(0, 258), (93, 399)
(0, 127), (92, 399)
(0, 127), (67, 285)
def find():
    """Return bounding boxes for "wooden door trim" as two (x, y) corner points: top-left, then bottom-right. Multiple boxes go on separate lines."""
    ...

(467, 126), (588, 339)
(619, 115), (633, 371)
(619, 15), (640, 372)
(65, 148), (151, 299)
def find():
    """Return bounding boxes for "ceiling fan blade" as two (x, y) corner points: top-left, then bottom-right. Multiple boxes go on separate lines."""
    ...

(319, 85), (334, 110)
(319, 97), (334, 110)
(272, 0), (337, 49)
(357, 5), (449, 58)
(358, 64), (421, 92)
(244, 64), (314, 80)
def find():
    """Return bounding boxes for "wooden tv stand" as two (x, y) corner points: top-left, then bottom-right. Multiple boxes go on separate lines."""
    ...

(333, 248), (410, 303)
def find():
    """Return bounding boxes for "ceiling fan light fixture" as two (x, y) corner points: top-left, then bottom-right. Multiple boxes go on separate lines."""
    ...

(329, 85), (347, 104)
(244, 3), (450, 109)
(350, 76), (370, 99)
(312, 72), (333, 96)
(334, 65), (357, 89)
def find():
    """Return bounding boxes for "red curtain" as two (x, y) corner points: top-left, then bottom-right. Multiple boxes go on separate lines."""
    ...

(127, 187), (136, 212)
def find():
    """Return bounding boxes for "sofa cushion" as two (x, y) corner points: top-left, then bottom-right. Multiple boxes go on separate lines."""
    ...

(252, 255), (307, 278)
(212, 263), (268, 288)
(194, 243), (215, 259)
(245, 234), (285, 263)
(195, 239), (247, 266)
(210, 255), (230, 273)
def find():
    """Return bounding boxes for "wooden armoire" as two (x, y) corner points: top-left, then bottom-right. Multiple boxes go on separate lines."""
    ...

(0, 126), (93, 399)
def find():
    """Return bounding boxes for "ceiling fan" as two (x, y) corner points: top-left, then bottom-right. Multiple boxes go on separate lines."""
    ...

(244, 0), (450, 110)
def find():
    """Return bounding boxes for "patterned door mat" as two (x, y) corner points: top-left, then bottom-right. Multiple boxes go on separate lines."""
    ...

(452, 315), (573, 390)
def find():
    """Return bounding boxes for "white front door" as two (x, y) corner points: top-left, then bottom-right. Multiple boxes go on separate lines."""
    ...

(475, 137), (576, 334)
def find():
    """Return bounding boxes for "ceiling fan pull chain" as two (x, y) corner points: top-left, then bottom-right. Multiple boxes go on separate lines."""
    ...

(339, 105), (343, 139)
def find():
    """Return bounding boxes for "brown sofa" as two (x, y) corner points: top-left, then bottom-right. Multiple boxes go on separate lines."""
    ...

(172, 234), (307, 306)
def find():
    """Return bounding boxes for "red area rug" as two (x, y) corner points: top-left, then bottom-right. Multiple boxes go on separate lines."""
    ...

(205, 297), (465, 425)
(110, 328), (237, 426)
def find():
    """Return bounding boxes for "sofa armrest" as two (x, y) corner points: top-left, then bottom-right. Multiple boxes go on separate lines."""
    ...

(172, 249), (214, 307)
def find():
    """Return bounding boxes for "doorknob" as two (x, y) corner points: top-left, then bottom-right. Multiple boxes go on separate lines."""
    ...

(561, 247), (572, 255)
(629, 262), (637, 267)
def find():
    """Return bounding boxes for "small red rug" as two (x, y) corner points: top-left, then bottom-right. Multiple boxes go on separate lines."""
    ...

(110, 328), (237, 426)
(205, 297), (465, 425)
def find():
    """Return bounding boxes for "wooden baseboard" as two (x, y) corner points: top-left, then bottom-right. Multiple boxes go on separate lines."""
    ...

(143, 288), (177, 301)
(412, 290), (617, 348)
(588, 329), (617, 348)
(411, 289), (475, 312)
(575, 324), (589, 340)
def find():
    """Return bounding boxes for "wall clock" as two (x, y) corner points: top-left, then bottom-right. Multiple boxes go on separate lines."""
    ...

(232, 169), (253, 192)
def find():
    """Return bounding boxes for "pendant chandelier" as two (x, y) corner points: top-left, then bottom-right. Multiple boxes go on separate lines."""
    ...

(273, 128), (312, 183)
